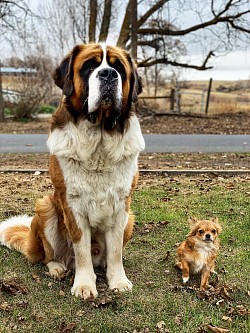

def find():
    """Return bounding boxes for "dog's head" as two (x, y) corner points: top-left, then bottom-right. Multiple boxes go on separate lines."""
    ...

(188, 217), (222, 243)
(53, 43), (142, 131)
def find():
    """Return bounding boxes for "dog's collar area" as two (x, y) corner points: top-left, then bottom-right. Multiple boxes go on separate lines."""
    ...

(87, 111), (120, 129)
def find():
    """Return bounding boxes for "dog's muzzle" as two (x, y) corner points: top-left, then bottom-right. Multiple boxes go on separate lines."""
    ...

(87, 67), (122, 129)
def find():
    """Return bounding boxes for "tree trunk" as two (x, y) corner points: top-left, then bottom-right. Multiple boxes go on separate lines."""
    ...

(117, 0), (131, 48)
(99, 0), (112, 42)
(89, 0), (97, 42)
(130, 0), (137, 61)
(0, 61), (4, 122)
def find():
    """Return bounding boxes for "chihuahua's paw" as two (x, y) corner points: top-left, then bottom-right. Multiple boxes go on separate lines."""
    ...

(182, 277), (189, 284)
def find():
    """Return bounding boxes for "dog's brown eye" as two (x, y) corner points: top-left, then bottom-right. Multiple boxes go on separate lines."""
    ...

(211, 229), (216, 234)
(198, 229), (204, 235)
(110, 59), (126, 80)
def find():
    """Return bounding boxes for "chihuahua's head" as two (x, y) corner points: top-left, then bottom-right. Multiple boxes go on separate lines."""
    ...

(188, 217), (222, 243)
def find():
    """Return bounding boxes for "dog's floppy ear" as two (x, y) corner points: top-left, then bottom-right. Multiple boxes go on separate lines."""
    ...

(53, 54), (73, 96)
(53, 45), (81, 96)
(132, 69), (143, 103)
(126, 54), (143, 104)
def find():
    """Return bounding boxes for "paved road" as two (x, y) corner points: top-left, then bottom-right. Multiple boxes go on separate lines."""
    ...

(0, 134), (250, 153)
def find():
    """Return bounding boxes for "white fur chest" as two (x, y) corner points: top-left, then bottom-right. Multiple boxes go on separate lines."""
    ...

(192, 244), (215, 273)
(47, 115), (145, 229)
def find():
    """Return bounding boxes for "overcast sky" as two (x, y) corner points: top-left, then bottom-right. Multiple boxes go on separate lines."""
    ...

(183, 50), (250, 81)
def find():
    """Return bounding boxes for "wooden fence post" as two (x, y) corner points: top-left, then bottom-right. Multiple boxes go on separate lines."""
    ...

(170, 88), (175, 111)
(205, 78), (213, 115)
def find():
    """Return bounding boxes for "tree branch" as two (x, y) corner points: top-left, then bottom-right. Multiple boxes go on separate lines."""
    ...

(137, 0), (170, 28)
(138, 9), (250, 36)
(118, 0), (171, 48)
(228, 20), (250, 33)
(137, 51), (215, 70)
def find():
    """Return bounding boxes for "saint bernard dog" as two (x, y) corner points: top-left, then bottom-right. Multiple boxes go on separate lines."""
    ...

(0, 43), (145, 300)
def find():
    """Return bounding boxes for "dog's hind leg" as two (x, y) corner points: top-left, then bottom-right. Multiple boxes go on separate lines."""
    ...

(35, 196), (68, 279)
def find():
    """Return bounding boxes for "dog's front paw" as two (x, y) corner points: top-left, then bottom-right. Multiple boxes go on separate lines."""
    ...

(182, 277), (189, 284)
(71, 283), (98, 300)
(47, 261), (67, 280)
(109, 278), (133, 293)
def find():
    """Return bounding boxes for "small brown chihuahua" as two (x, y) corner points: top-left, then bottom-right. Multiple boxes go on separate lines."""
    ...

(176, 217), (222, 290)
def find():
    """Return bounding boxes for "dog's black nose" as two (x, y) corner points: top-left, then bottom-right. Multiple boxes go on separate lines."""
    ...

(205, 234), (211, 239)
(98, 68), (118, 82)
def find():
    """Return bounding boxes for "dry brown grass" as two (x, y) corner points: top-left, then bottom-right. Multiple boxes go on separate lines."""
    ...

(140, 80), (250, 115)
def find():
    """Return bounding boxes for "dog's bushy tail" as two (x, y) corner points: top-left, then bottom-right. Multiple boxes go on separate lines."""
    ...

(0, 196), (57, 263)
(0, 215), (33, 253)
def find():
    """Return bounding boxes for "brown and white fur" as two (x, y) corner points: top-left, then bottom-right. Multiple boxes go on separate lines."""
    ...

(0, 43), (145, 300)
(176, 217), (222, 290)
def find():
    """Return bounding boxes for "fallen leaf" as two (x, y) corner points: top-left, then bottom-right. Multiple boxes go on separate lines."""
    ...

(0, 302), (12, 312)
(156, 321), (169, 332)
(32, 274), (41, 284)
(235, 305), (250, 316)
(205, 324), (230, 333)
(156, 321), (165, 329)
(16, 300), (29, 309)
(91, 295), (115, 308)
(59, 322), (76, 333)
(0, 279), (27, 295)
(174, 315), (182, 325)
(196, 283), (235, 305)
(59, 290), (65, 296)
(76, 310), (85, 317)
(159, 251), (171, 262)
(137, 220), (170, 234)
(32, 312), (45, 321)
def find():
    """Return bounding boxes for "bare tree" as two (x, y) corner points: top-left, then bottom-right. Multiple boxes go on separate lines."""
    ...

(99, 0), (113, 42)
(0, 0), (34, 121)
(0, 0), (31, 36)
(89, 0), (97, 42)
(135, 0), (250, 70)
(38, 0), (250, 72)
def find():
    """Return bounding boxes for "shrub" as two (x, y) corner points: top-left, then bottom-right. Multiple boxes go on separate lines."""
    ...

(38, 104), (56, 114)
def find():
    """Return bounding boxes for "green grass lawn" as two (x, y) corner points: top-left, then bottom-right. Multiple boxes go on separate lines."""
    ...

(0, 173), (249, 333)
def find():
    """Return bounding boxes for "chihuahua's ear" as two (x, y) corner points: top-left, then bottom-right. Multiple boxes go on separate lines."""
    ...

(187, 217), (198, 236)
(212, 217), (222, 234)
(188, 217), (197, 225)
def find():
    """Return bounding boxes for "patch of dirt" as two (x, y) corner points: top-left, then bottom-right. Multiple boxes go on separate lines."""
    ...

(139, 111), (250, 134)
(1, 111), (250, 135)
(1, 153), (250, 171)
(0, 118), (51, 134)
